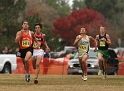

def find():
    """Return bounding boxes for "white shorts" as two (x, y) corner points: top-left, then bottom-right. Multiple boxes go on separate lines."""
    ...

(33, 49), (44, 57)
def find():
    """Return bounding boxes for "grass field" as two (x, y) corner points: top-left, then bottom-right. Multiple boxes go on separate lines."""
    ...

(0, 74), (124, 91)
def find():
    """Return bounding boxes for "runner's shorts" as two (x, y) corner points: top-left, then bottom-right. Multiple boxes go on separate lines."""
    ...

(33, 49), (44, 57)
(19, 47), (33, 58)
(97, 49), (109, 59)
(33, 49), (44, 62)
(78, 51), (89, 59)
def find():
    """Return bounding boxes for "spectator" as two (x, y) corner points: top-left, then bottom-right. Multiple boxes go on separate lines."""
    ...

(44, 48), (51, 58)
(2, 46), (8, 54)
(7, 47), (14, 54)
(43, 48), (51, 74)
(70, 51), (75, 59)
(15, 48), (20, 57)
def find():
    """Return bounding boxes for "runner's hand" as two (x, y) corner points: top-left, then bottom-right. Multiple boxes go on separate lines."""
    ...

(102, 38), (106, 42)
(94, 47), (97, 52)
(78, 35), (82, 41)
(46, 47), (50, 51)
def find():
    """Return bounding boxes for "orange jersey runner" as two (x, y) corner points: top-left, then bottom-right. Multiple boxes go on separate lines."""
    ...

(19, 31), (32, 49)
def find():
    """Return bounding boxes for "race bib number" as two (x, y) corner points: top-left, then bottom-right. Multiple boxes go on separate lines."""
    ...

(22, 40), (30, 47)
(33, 41), (41, 48)
(78, 45), (87, 51)
(100, 41), (105, 47)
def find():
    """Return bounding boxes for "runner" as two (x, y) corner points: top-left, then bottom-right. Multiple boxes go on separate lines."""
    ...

(32, 23), (50, 84)
(15, 20), (39, 82)
(96, 26), (112, 79)
(73, 27), (97, 81)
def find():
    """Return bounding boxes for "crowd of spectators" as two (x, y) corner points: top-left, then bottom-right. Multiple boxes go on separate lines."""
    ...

(2, 46), (20, 56)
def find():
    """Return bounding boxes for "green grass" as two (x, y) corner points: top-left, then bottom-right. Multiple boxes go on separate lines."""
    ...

(0, 74), (124, 91)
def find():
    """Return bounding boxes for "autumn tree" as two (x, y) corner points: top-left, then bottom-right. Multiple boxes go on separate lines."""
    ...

(85, 0), (124, 27)
(52, 8), (110, 46)
(84, 0), (124, 47)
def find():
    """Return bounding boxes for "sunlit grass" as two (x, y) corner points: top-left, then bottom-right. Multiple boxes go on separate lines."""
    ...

(0, 74), (124, 91)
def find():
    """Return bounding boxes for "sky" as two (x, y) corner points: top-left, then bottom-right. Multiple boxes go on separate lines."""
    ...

(68, 0), (73, 6)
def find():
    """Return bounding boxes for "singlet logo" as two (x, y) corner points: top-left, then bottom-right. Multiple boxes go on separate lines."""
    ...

(33, 41), (41, 48)
(78, 40), (89, 51)
(80, 41), (89, 45)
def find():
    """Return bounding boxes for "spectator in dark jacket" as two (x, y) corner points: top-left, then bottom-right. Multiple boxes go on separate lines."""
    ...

(43, 48), (51, 74)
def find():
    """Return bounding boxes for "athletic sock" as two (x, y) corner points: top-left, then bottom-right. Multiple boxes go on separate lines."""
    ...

(100, 67), (103, 70)
(104, 72), (107, 75)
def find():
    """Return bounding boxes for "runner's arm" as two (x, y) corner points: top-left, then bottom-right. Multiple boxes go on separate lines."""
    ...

(43, 34), (50, 50)
(31, 31), (40, 48)
(15, 31), (22, 43)
(95, 35), (99, 47)
(73, 35), (81, 46)
(106, 34), (112, 46)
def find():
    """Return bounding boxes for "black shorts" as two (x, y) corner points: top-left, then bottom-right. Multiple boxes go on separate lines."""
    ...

(19, 47), (33, 58)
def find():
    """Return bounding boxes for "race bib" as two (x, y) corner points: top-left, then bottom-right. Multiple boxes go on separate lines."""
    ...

(33, 41), (41, 48)
(100, 41), (105, 47)
(22, 40), (30, 47)
(78, 45), (87, 51)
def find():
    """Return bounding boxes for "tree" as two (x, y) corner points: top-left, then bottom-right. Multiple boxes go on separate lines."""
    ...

(24, 0), (63, 51)
(0, 0), (26, 33)
(52, 8), (110, 46)
(0, 0), (26, 52)
(85, 0), (124, 24)
(25, 0), (60, 29)
(42, 0), (71, 17)
(72, 0), (86, 10)
(84, 0), (124, 47)
(43, 28), (64, 52)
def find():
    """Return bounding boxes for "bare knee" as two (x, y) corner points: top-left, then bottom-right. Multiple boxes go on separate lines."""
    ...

(82, 60), (86, 64)
(99, 58), (103, 62)
(103, 59), (107, 64)
(36, 64), (40, 68)
(24, 58), (27, 62)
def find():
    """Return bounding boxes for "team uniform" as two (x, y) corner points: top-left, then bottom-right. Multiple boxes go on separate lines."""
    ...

(77, 35), (90, 81)
(32, 33), (45, 60)
(19, 31), (33, 58)
(97, 33), (109, 78)
(77, 35), (90, 59)
(97, 34), (109, 59)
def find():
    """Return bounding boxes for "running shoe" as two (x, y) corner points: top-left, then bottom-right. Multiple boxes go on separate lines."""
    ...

(83, 75), (87, 81)
(98, 69), (103, 75)
(25, 74), (30, 82)
(102, 72), (107, 79)
(34, 78), (38, 84)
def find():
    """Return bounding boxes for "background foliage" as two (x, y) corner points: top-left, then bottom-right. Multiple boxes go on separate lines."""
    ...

(0, 0), (124, 53)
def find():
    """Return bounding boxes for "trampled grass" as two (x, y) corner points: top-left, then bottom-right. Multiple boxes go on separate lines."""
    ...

(0, 74), (124, 91)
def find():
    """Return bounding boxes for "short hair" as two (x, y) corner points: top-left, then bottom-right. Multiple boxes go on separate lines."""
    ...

(22, 20), (29, 25)
(34, 23), (42, 28)
(81, 26), (87, 31)
(100, 25), (106, 30)
(81, 26), (85, 28)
